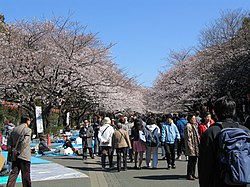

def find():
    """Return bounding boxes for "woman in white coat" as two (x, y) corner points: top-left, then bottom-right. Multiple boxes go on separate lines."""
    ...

(98, 117), (114, 169)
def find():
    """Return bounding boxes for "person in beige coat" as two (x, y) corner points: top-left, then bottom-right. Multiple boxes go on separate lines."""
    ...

(7, 115), (32, 187)
(112, 123), (131, 172)
(184, 114), (200, 181)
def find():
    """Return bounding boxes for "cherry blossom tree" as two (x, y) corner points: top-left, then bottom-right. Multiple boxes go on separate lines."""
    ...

(0, 17), (145, 129)
(147, 10), (250, 115)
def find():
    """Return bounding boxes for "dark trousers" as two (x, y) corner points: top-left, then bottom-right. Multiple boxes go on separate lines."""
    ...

(128, 148), (133, 161)
(128, 139), (134, 161)
(187, 156), (198, 177)
(7, 158), (31, 187)
(116, 148), (128, 171)
(177, 138), (185, 157)
(101, 146), (113, 168)
(83, 146), (93, 159)
(164, 143), (175, 166)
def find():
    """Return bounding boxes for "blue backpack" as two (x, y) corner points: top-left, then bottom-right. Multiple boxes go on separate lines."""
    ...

(217, 122), (250, 185)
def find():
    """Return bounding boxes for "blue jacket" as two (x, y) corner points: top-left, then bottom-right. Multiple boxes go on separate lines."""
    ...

(176, 117), (188, 139)
(161, 122), (180, 144)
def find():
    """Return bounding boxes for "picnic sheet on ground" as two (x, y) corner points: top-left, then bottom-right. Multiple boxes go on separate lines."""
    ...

(0, 151), (88, 184)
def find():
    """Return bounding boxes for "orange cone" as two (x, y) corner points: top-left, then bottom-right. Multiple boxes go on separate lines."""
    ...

(47, 134), (51, 146)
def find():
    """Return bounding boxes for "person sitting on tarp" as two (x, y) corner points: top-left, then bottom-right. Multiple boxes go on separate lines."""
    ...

(60, 136), (75, 155)
(38, 134), (51, 155)
(63, 136), (73, 149)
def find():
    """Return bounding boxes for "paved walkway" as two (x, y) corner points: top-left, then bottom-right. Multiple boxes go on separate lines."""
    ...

(17, 153), (199, 187)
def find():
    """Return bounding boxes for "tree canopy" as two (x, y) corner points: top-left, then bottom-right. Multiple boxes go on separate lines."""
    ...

(146, 10), (250, 116)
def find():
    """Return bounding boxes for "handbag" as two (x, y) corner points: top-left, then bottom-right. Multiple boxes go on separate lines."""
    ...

(10, 148), (19, 162)
(139, 130), (146, 143)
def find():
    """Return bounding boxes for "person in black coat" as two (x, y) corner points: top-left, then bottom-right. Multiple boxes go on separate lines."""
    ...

(198, 96), (249, 187)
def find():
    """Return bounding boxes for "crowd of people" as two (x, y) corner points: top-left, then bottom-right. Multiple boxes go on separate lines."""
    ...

(2, 96), (250, 187)
(75, 96), (250, 187)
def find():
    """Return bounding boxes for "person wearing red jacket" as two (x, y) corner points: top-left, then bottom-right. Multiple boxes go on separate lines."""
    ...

(198, 112), (215, 138)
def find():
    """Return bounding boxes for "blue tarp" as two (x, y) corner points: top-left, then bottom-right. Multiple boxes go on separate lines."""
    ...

(1, 151), (50, 164)
(0, 176), (22, 184)
(0, 151), (51, 184)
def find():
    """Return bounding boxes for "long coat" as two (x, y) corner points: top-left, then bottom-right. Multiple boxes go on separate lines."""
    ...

(184, 123), (199, 156)
(79, 126), (94, 148)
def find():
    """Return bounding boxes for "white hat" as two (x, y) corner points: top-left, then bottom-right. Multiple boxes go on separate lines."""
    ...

(103, 117), (111, 124)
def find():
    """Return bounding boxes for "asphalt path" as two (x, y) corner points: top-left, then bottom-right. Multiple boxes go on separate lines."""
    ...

(10, 153), (199, 187)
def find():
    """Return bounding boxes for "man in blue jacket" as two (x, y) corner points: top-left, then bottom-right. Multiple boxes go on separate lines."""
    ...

(161, 114), (180, 169)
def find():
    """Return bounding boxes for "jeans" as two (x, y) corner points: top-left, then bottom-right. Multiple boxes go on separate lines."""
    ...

(145, 146), (158, 168)
(94, 138), (100, 155)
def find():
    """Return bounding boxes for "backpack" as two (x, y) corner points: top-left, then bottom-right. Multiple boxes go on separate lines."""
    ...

(217, 122), (250, 185)
(145, 127), (158, 147)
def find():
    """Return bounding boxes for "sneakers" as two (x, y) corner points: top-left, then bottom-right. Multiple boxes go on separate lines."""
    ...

(166, 164), (176, 169)
(176, 156), (181, 160)
(146, 162), (151, 168)
(166, 165), (171, 170)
